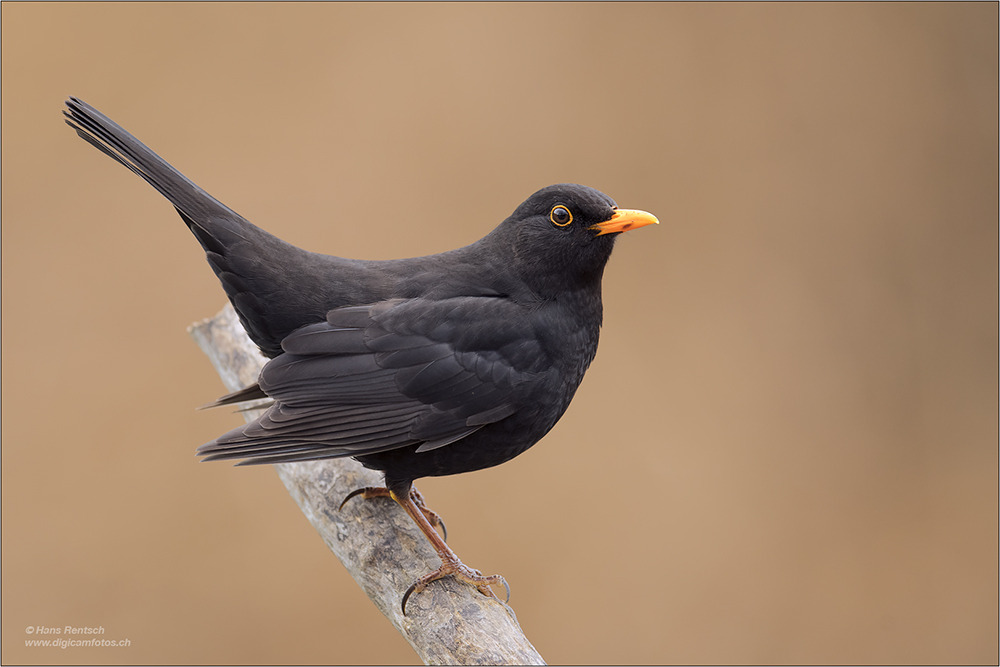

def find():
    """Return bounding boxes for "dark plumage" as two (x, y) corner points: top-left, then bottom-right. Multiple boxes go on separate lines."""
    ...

(64, 97), (657, 612)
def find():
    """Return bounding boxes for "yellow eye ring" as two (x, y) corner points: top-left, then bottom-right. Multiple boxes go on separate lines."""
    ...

(550, 205), (573, 227)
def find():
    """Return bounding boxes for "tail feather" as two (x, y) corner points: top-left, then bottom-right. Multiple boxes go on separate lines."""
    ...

(197, 383), (270, 410)
(63, 97), (239, 230)
(64, 97), (324, 356)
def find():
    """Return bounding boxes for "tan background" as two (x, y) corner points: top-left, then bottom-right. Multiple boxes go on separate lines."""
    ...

(2, 3), (997, 665)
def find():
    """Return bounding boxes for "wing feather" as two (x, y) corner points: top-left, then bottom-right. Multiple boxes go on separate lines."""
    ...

(197, 296), (547, 465)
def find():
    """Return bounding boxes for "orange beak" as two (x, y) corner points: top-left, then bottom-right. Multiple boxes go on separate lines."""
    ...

(589, 208), (660, 236)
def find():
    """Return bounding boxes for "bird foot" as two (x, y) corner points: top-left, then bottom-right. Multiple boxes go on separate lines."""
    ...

(340, 485), (448, 541)
(401, 557), (510, 615)
(340, 484), (513, 618)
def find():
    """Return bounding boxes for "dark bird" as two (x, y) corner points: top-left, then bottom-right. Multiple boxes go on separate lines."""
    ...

(64, 97), (658, 613)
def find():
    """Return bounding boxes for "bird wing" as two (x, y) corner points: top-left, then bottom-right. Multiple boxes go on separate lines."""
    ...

(197, 297), (545, 465)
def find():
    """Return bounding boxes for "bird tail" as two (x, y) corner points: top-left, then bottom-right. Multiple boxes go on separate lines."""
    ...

(64, 97), (320, 356)
(63, 97), (249, 244)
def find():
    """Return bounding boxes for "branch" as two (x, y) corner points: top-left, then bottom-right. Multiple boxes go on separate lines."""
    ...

(188, 303), (545, 666)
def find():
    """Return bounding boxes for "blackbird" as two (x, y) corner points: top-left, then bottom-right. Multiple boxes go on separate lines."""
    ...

(64, 97), (657, 613)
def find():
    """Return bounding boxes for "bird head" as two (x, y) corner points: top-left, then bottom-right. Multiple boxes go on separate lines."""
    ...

(500, 183), (658, 297)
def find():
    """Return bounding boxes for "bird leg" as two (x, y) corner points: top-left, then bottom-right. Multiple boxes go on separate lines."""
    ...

(339, 485), (447, 541)
(340, 484), (509, 615)
(393, 487), (510, 615)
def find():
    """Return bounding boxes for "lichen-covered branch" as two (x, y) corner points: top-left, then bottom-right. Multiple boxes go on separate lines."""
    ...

(188, 303), (545, 666)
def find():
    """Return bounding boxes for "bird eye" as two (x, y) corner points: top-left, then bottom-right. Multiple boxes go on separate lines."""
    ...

(550, 205), (573, 227)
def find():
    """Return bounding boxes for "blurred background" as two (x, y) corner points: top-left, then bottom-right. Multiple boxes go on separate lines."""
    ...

(2, 3), (996, 665)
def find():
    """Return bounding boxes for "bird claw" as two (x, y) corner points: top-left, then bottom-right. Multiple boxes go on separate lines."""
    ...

(337, 486), (373, 512)
(401, 559), (510, 615)
(340, 485), (447, 541)
(340, 485), (511, 617)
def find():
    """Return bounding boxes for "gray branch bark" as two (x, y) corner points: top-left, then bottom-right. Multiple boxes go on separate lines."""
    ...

(188, 303), (545, 666)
